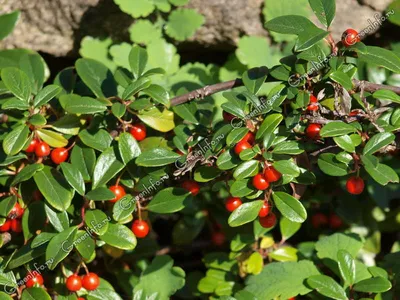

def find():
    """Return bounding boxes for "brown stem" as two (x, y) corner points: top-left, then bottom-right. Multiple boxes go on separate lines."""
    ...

(170, 78), (400, 107)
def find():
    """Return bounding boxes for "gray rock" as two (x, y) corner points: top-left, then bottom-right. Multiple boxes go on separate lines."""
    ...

(0, 0), (393, 57)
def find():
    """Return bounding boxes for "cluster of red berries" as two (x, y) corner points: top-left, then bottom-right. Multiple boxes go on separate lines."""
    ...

(311, 213), (343, 229)
(341, 28), (360, 47)
(252, 166), (282, 191)
(234, 132), (255, 155)
(0, 203), (24, 233)
(66, 272), (100, 292)
(26, 139), (69, 164)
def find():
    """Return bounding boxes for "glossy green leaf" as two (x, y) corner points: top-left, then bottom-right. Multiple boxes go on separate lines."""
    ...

(3, 125), (29, 155)
(308, 0), (335, 27)
(118, 132), (141, 164)
(70, 144), (96, 181)
(337, 249), (356, 286)
(86, 187), (116, 201)
(1, 67), (31, 102)
(228, 200), (263, 227)
(358, 46), (400, 74)
(353, 277), (392, 293)
(233, 160), (259, 180)
(361, 155), (399, 185)
(147, 187), (193, 213)
(64, 95), (107, 114)
(0, 10), (20, 40)
(318, 153), (348, 176)
(136, 148), (180, 167)
(11, 163), (43, 186)
(92, 147), (125, 189)
(0, 196), (16, 217)
(320, 122), (356, 137)
(78, 129), (112, 152)
(333, 135), (355, 153)
(21, 288), (51, 300)
(36, 129), (68, 148)
(44, 204), (69, 233)
(363, 132), (395, 156)
(256, 114), (283, 140)
(100, 223), (137, 250)
(74, 230), (96, 260)
(33, 166), (74, 211)
(272, 192), (307, 223)
(33, 84), (62, 107)
(122, 77), (151, 99)
(60, 162), (85, 195)
(269, 246), (298, 262)
(194, 166), (222, 182)
(112, 195), (136, 222)
(272, 141), (304, 155)
(129, 45), (148, 78)
(273, 160), (300, 177)
(307, 275), (347, 300)
(280, 217), (301, 241)
(85, 210), (110, 236)
(137, 107), (175, 132)
(329, 71), (353, 90)
(45, 226), (78, 269)
(242, 67), (269, 95)
(373, 89), (400, 104)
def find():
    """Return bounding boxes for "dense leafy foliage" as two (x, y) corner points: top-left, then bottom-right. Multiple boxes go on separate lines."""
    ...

(0, 0), (399, 299)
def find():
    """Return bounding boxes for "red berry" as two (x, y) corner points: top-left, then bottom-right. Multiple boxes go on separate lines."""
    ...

(9, 203), (24, 219)
(310, 95), (318, 103)
(342, 29), (360, 47)
(242, 132), (255, 145)
(181, 180), (200, 196)
(311, 213), (329, 229)
(252, 174), (269, 190)
(109, 185), (126, 203)
(35, 141), (50, 157)
(259, 213), (277, 228)
(211, 231), (225, 246)
(225, 197), (242, 212)
(25, 139), (38, 153)
(0, 220), (11, 232)
(26, 271), (44, 288)
(50, 148), (69, 164)
(306, 124), (322, 140)
(346, 176), (364, 195)
(234, 140), (252, 155)
(264, 167), (282, 183)
(82, 273), (100, 291)
(329, 214), (343, 229)
(307, 103), (319, 111)
(223, 111), (235, 122)
(129, 124), (146, 141)
(258, 202), (271, 218)
(11, 219), (22, 233)
(66, 274), (82, 292)
(78, 298), (85, 300)
(131, 220), (150, 238)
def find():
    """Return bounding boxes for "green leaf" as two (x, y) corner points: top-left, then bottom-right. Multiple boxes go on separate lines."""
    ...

(137, 107), (175, 132)
(52, 115), (81, 135)
(136, 148), (180, 167)
(63, 95), (107, 114)
(129, 45), (148, 78)
(233, 160), (259, 180)
(308, 0), (335, 27)
(329, 71), (353, 90)
(333, 135), (355, 153)
(264, 15), (329, 51)
(21, 201), (46, 240)
(0, 10), (20, 40)
(269, 246), (298, 262)
(85, 210), (110, 236)
(320, 122), (356, 137)
(273, 160), (300, 177)
(230, 179), (254, 197)
(165, 9), (205, 41)
(337, 250), (356, 287)
(3, 125), (29, 155)
(44, 204), (69, 233)
(373, 89), (400, 104)
(194, 166), (222, 182)
(6, 242), (47, 269)
(36, 129), (68, 148)
(353, 277), (392, 293)
(147, 187), (192, 213)
(316, 233), (363, 261)
(18, 53), (46, 94)
(33, 85), (62, 107)
(21, 288), (51, 300)
(11, 163), (43, 186)
(111, 102), (126, 118)
(272, 192), (307, 223)
(60, 162), (85, 195)
(142, 84), (170, 107)
(217, 150), (241, 170)
(122, 77), (151, 99)
(307, 275), (347, 300)
(242, 67), (269, 95)
(0, 270), (17, 290)
(29, 114), (46, 126)
(109, 42), (131, 68)
(118, 132), (141, 164)
(236, 36), (279, 69)
(272, 141), (304, 155)
(70, 144), (96, 181)
(128, 20), (162, 45)
(318, 153), (348, 176)
(363, 132), (395, 156)
(79, 37), (116, 72)
(0, 196), (16, 217)
(2, 97), (30, 110)
(1, 67), (31, 102)
(86, 187), (116, 201)
(256, 114), (283, 140)
(133, 255), (185, 298)
(45, 226), (78, 269)
(358, 46), (400, 74)
(173, 101), (199, 124)
(100, 223), (137, 250)
(114, 0), (154, 18)
(112, 195), (136, 222)
(228, 200), (263, 227)
(33, 166), (74, 211)
(147, 39), (180, 75)
(361, 155), (399, 185)
(78, 129), (112, 152)
(245, 261), (320, 299)
(75, 58), (117, 98)
(280, 217), (301, 241)
(92, 147), (125, 189)
(74, 230), (95, 260)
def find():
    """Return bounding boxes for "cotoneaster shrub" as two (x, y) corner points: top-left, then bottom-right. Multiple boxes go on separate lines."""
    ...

(0, 0), (400, 299)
